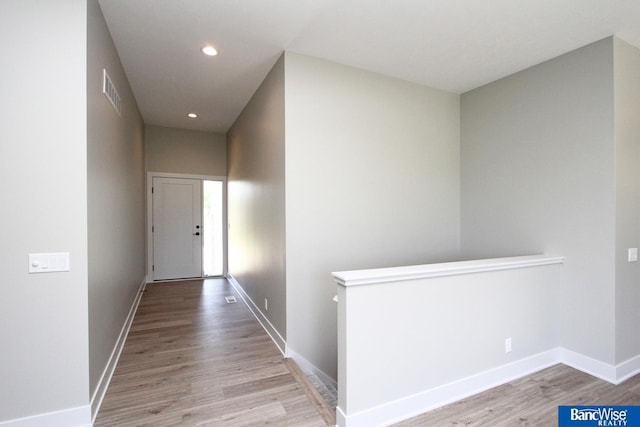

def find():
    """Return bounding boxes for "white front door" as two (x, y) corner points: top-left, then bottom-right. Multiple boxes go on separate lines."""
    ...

(152, 177), (202, 280)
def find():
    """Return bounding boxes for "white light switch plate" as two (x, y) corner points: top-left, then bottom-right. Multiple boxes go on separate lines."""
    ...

(628, 248), (638, 262)
(28, 252), (70, 273)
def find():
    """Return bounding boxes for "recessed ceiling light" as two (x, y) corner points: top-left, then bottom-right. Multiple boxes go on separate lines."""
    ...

(201, 45), (218, 56)
(187, 113), (198, 118)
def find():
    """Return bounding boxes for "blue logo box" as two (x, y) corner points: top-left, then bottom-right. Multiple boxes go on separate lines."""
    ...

(558, 406), (640, 426)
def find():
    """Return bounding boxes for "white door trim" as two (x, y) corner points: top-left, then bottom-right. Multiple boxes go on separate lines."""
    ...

(146, 171), (227, 282)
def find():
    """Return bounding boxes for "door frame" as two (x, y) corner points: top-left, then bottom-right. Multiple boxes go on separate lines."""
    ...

(146, 171), (227, 282)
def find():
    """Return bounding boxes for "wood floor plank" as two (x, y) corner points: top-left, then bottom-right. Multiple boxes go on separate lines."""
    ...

(203, 400), (288, 426)
(222, 373), (296, 399)
(94, 278), (331, 427)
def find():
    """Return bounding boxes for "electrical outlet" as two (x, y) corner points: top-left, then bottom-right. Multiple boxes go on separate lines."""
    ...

(264, 298), (268, 311)
(628, 248), (638, 262)
(505, 337), (512, 353)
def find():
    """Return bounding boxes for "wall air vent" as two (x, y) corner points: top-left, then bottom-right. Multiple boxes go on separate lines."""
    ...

(102, 69), (121, 116)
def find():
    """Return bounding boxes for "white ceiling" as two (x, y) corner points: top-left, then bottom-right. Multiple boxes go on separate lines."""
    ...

(98, 0), (640, 134)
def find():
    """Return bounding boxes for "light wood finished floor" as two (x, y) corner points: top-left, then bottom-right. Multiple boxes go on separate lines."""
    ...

(393, 363), (640, 426)
(94, 279), (334, 427)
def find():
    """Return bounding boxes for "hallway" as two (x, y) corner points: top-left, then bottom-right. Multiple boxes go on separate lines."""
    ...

(94, 279), (333, 426)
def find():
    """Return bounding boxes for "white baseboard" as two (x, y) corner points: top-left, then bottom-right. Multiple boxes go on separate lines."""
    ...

(0, 405), (91, 427)
(90, 277), (147, 423)
(559, 347), (617, 384)
(616, 354), (640, 383)
(287, 347), (337, 390)
(337, 349), (560, 427)
(227, 274), (287, 355)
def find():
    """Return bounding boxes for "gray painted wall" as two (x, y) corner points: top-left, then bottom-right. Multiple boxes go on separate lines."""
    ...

(461, 38), (617, 364)
(614, 38), (640, 364)
(87, 0), (146, 397)
(227, 53), (460, 382)
(145, 125), (227, 176)
(227, 55), (287, 340)
(284, 53), (461, 379)
(0, 0), (90, 421)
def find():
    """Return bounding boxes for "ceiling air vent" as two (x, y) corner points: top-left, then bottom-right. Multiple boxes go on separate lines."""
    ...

(102, 69), (121, 116)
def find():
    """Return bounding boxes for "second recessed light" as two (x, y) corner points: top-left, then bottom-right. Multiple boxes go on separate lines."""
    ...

(187, 113), (198, 118)
(201, 45), (218, 56)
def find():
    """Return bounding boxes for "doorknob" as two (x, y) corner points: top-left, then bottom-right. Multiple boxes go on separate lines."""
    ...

(193, 232), (200, 236)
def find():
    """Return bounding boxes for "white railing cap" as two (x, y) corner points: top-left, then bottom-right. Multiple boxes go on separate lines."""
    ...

(332, 254), (565, 287)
